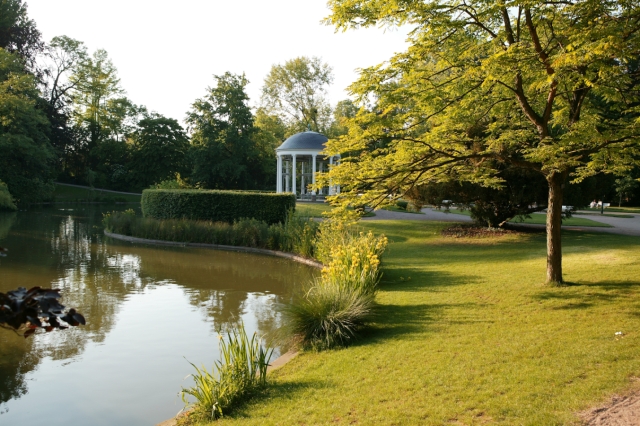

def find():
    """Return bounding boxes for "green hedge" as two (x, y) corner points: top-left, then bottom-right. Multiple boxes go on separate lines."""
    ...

(141, 189), (296, 224)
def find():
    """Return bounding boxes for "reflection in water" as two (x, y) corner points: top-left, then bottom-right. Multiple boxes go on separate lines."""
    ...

(0, 207), (315, 425)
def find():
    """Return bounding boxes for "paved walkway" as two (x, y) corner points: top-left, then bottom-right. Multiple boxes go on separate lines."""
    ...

(362, 208), (640, 237)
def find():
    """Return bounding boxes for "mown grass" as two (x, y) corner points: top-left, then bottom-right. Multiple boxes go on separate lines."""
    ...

(445, 208), (613, 227)
(295, 202), (376, 218)
(197, 220), (640, 425)
(54, 183), (142, 203)
(295, 202), (332, 218)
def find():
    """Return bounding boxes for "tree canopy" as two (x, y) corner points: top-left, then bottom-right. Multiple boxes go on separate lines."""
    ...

(187, 72), (268, 189)
(0, 48), (55, 204)
(322, 0), (640, 284)
(261, 56), (334, 135)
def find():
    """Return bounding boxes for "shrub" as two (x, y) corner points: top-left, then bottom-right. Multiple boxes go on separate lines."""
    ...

(180, 323), (273, 421)
(141, 189), (295, 225)
(0, 181), (17, 212)
(315, 221), (388, 295)
(284, 282), (376, 351)
(284, 220), (388, 350)
(395, 200), (408, 210)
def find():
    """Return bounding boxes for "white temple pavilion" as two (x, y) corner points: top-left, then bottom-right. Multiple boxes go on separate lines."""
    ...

(275, 131), (340, 198)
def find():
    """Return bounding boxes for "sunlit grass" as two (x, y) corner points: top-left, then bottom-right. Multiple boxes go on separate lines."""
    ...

(295, 202), (332, 218)
(198, 220), (640, 425)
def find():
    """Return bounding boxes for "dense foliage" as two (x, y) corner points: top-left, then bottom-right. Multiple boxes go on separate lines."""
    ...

(141, 189), (296, 225)
(0, 48), (55, 204)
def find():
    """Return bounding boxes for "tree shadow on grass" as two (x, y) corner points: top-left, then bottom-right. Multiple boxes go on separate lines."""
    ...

(352, 301), (490, 346)
(379, 268), (480, 292)
(531, 280), (640, 310)
(224, 379), (332, 420)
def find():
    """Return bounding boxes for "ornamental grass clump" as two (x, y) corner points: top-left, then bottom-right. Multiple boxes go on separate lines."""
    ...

(285, 220), (388, 350)
(285, 281), (376, 350)
(180, 323), (273, 422)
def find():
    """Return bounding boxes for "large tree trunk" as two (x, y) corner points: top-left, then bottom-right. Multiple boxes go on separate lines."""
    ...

(546, 173), (564, 284)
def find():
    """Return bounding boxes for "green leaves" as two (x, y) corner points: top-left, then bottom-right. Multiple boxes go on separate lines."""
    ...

(320, 0), (640, 209)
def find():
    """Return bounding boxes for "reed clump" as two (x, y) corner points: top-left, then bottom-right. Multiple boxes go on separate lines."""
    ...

(179, 323), (273, 422)
(102, 209), (318, 258)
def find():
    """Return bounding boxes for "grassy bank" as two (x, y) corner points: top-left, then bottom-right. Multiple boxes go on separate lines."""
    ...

(198, 220), (640, 425)
(54, 184), (142, 203)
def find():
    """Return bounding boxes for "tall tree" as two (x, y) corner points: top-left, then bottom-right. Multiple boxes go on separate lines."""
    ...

(326, 98), (358, 137)
(187, 72), (261, 189)
(324, 0), (640, 284)
(40, 36), (88, 180)
(0, 0), (43, 71)
(0, 48), (54, 204)
(68, 48), (145, 187)
(261, 56), (334, 134)
(128, 114), (189, 191)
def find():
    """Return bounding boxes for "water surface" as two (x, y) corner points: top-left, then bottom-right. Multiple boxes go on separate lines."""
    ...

(0, 206), (315, 425)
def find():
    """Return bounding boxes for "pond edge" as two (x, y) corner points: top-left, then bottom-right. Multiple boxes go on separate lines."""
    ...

(103, 231), (323, 268)
(103, 231), (314, 426)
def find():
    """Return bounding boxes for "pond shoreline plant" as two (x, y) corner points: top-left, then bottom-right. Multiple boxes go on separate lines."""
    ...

(179, 323), (273, 422)
(284, 219), (388, 350)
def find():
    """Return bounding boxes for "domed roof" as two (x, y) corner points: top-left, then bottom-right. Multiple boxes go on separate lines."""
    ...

(276, 131), (328, 151)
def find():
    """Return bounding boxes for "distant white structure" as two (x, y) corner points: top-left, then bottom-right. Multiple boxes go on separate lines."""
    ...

(275, 131), (340, 198)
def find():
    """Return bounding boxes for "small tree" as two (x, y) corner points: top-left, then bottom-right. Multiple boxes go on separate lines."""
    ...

(323, 0), (640, 284)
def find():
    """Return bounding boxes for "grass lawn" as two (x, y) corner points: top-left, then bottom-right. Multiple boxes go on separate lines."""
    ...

(295, 202), (376, 218)
(54, 184), (141, 203)
(445, 208), (613, 227)
(202, 220), (640, 425)
(295, 202), (332, 217)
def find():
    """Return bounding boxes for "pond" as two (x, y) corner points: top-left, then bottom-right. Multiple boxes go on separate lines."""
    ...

(0, 206), (316, 426)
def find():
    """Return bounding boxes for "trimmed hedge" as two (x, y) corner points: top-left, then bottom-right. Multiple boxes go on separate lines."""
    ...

(141, 189), (296, 224)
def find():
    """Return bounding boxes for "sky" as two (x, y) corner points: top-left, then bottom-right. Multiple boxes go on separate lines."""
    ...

(25, 0), (410, 123)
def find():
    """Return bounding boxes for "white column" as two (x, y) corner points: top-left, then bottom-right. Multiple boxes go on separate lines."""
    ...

(292, 154), (297, 196)
(301, 161), (305, 195)
(335, 157), (340, 194)
(312, 154), (317, 195)
(285, 160), (290, 192)
(329, 156), (335, 195)
(276, 154), (282, 193)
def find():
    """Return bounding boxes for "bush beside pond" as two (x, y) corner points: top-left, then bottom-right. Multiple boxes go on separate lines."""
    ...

(284, 221), (388, 350)
(141, 189), (296, 225)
